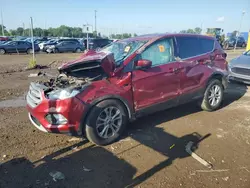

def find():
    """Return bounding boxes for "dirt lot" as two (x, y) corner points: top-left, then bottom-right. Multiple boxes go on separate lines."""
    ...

(0, 50), (250, 188)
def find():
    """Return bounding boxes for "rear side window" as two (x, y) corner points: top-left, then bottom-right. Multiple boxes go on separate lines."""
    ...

(176, 36), (214, 59)
(199, 38), (214, 54)
(175, 36), (200, 59)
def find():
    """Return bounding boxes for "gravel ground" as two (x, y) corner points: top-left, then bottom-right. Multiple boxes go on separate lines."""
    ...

(0, 50), (250, 188)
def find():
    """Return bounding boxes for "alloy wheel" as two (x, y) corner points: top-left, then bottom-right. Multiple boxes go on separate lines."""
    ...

(208, 85), (222, 106)
(96, 106), (122, 139)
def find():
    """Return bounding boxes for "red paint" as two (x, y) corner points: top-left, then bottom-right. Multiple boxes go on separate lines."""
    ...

(27, 33), (228, 135)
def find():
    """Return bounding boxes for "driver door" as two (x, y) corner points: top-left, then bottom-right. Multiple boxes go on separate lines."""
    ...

(132, 37), (181, 115)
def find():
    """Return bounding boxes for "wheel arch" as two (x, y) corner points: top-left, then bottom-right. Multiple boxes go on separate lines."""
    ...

(78, 95), (134, 135)
(206, 72), (227, 89)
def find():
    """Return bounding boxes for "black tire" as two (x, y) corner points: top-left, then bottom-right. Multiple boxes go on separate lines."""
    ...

(27, 48), (32, 54)
(242, 43), (246, 48)
(75, 48), (81, 53)
(0, 49), (6, 54)
(201, 79), (224, 111)
(84, 99), (128, 146)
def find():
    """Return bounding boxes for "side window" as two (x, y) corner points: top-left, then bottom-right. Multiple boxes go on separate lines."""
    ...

(140, 38), (174, 67)
(199, 38), (214, 54)
(176, 36), (200, 59)
(63, 42), (70, 45)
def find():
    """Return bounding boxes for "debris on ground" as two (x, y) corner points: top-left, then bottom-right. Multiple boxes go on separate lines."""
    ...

(195, 169), (229, 173)
(83, 165), (92, 172)
(170, 144), (175, 149)
(28, 72), (44, 77)
(240, 167), (250, 172)
(67, 137), (83, 142)
(49, 171), (65, 182)
(185, 141), (212, 168)
(222, 177), (229, 181)
(71, 146), (80, 151)
(2, 155), (7, 159)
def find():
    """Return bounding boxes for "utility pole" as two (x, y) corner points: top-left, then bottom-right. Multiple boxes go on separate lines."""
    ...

(30, 17), (35, 61)
(23, 23), (25, 36)
(200, 22), (203, 34)
(234, 10), (246, 51)
(1, 9), (4, 36)
(94, 10), (97, 34)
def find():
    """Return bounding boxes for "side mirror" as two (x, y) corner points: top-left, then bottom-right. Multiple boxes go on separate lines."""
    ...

(135, 59), (152, 70)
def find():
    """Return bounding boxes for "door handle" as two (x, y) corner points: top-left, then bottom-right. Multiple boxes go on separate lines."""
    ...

(173, 67), (181, 73)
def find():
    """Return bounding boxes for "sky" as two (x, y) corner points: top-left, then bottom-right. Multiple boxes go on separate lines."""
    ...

(1, 0), (250, 35)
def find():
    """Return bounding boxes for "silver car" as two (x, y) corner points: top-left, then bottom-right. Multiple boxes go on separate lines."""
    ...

(228, 50), (250, 84)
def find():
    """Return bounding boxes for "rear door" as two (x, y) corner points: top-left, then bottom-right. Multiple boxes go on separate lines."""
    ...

(17, 41), (28, 52)
(132, 37), (181, 113)
(58, 41), (69, 52)
(175, 36), (214, 104)
(67, 41), (77, 52)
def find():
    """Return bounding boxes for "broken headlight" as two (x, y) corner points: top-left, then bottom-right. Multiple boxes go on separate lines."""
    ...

(47, 88), (80, 100)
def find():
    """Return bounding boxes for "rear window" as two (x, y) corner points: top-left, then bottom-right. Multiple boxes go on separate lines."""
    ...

(176, 36), (214, 59)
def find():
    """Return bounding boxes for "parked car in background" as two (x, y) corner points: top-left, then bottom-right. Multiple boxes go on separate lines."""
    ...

(43, 38), (80, 52)
(39, 39), (58, 50)
(84, 38), (112, 50)
(26, 33), (228, 145)
(228, 50), (250, 84)
(46, 40), (84, 53)
(0, 40), (40, 54)
(224, 36), (246, 49)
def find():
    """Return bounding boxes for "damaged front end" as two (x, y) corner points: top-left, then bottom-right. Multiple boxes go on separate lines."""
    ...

(33, 52), (116, 101)
(26, 52), (116, 134)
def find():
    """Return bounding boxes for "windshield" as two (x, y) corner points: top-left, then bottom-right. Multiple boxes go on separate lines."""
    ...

(4, 41), (16, 45)
(99, 40), (148, 65)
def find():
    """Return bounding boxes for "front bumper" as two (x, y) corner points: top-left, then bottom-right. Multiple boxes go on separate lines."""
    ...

(26, 84), (87, 135)
(228, 71), (250, 84)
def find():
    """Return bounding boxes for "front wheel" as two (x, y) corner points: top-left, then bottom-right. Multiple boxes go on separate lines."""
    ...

(0, 49), (6, 55)
(201, 79), (224, 111)
(84, 99), (128, 146)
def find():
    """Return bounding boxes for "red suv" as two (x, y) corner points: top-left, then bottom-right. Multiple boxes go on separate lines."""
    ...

(26, 34), (228, 145)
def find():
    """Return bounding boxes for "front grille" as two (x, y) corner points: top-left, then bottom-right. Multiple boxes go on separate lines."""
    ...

(26, 83), (42, 108)
(231, 67), (250, 76)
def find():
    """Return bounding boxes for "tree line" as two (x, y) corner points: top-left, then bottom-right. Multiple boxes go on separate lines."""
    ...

(0, 24), (138, 39)
(3, 25), (237, 39)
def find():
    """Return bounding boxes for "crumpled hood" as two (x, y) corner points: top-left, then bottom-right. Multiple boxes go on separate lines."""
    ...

(58, 50), (115, 77)
(230, 55), (250, 68)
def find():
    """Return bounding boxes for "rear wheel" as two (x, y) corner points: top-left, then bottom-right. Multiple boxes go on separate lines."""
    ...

(27, 48), (33, 54)
(75, 48), (81, 53)
(84, 99), (128, 146)
(201, 79), (224, 111)
(0, 49), (5, 55)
